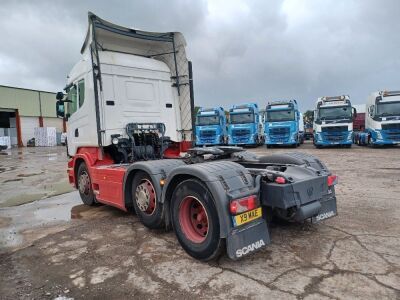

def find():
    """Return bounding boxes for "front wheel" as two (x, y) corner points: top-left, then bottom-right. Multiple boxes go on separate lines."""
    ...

(171, 179), (224, 261)
(132, 171), (164, 229)
(77, 163), (96, 206)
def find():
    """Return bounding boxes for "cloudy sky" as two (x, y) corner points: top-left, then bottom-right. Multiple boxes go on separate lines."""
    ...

(0, 0), (399, 110)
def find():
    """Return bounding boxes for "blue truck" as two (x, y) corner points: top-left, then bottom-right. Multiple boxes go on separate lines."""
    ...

(227, 103), (264, 146)
(313, 96), (354, 148)
(195, 107), (227, 146)
(353, 90), (400, 146)
(264, 100), (302, 148)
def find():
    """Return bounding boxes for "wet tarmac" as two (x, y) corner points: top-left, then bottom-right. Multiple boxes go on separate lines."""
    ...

(0, 147), (73, 207)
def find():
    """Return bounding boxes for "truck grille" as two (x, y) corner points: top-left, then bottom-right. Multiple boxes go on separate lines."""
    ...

(325, 133), (346, 142)
(385, 133), (400, 141)
(321, 126), (348, 132)
(233, 129), (251, 136)
(200, 130), (216, 137)
(268, 127), (290, 143)
(321, 126), (348, 142)
(269, 127), (290, 136)
(382, 123), (400, 130)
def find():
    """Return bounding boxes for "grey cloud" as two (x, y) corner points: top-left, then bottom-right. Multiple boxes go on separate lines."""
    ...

(0, 0), (398, 110)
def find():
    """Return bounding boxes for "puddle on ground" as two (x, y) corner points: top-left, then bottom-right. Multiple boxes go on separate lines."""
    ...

(0, 192), (81, 250)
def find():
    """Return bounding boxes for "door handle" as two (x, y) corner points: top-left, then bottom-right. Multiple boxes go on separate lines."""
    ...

(75, 128), (79, 137)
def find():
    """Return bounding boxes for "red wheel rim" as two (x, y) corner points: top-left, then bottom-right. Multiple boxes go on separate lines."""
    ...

(179, 196), (209, 243)
(135, 179), (156, 215)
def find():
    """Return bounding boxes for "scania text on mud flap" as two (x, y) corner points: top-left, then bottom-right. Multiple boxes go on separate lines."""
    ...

(57, 13), (338, 261)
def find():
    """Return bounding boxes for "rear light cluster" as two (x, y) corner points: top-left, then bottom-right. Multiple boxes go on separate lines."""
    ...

(328, 175), (338, 186)
(229, 195), (258, 215)
(274, 176), (286, 184)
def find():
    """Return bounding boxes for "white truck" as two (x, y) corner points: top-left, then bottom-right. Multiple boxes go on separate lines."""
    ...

(354, 91), (400, 146)
(55, 12), (338, 261)
(313, 95), (355, 148)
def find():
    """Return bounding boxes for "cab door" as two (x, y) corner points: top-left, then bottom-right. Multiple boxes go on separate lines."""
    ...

(66, 76), (97, 156)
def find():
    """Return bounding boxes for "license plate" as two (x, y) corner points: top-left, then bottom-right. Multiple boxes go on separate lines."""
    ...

(233, 208), (262, 226)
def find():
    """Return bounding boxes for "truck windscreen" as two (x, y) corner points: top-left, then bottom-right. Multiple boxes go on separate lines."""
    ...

(230, 113), (254, 124)
(196, 115), (220, 126)
(318, 106), (351, 120)
(266, 110), (294, 122)
(376, 101), (400, 117)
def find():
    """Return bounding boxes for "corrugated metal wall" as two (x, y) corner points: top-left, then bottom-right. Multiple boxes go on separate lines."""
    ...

(0, 85), (62, 146)
(0, 85), (56, 117)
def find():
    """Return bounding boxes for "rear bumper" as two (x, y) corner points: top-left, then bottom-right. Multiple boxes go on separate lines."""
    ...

(371, 139), (400, 145)
(260, 174), (338, 222)
(314, 131), (352, 145)
(315, 140), (352, 146)
(228, 135), (255, 145)
(265, 140), (296, 145)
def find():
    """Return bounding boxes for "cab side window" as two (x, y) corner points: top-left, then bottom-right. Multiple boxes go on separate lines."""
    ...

(78, 80), (85, 108)
(66, 80), (84, 116)
(67, 85), (78, 115)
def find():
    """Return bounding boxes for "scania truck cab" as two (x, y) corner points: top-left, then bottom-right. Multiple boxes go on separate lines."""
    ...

(354, 91), (400, 146)
(55, 13), (338, 262)
(227, 103), (264, 146)
(195, 107), (227, 146)
(264, 100), (301, 148)
(313, 96), (354, 148)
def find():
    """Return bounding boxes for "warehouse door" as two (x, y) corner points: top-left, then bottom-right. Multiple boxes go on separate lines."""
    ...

(0, 109), (18, 147)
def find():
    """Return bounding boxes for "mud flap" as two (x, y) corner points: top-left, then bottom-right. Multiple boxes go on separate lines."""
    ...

(311, 196), (337, 223)
(226, 219), (270, 260)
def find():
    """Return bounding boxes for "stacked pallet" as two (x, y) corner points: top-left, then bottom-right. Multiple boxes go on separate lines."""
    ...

(0, 136), (11, 149)
(34, 127), (57, 147)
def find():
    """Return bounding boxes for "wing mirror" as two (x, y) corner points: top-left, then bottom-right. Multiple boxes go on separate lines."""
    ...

(56, 92), (65, 118)
(352, 107), (357, 120)
(55, 91), (71, 119)
(56, 100), (65, 118)
(368, 105), (374, 117)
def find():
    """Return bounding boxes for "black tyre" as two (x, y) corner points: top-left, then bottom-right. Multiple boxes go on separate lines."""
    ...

(171, 179), (224, 261)
(77, 163), (96, 206)
(132, 171), (164, 229)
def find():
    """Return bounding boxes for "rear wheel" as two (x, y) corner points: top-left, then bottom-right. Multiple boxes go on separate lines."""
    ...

(171, 179), (224, 261)
(132, 171), (164, 229)
(77, 163), (96, 206)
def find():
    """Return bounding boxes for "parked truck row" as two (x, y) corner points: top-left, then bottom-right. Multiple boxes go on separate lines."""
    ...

(312, 93), (400, 147)
(195, 101), (304, 148)
(55, 13), (338, 261)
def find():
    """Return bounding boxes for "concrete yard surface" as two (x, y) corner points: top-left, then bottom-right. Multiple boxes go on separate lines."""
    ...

(0, 146), (73, 207)
(0, 142), (399, 299)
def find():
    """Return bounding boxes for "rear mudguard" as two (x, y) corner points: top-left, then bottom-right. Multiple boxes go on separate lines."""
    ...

(162, 161), (270, 259)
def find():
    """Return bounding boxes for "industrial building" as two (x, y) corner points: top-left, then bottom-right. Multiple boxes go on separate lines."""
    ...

(0, 85), (65, 147)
